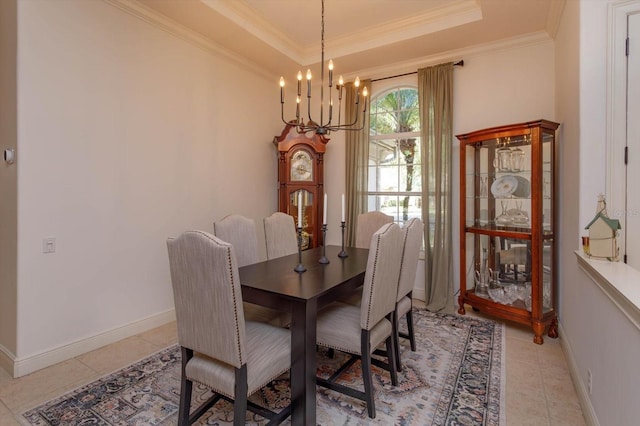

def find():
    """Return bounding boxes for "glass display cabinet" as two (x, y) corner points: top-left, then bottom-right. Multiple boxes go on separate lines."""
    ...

(456, 120), (560, 344)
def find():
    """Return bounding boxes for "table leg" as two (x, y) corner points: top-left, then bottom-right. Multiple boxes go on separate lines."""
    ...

(290, 298), (317, 425)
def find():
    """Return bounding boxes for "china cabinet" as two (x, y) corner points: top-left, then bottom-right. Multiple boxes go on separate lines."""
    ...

(456, 120), (559, 344)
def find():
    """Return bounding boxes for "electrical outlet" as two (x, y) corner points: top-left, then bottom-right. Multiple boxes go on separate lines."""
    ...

(43, 237), (56, 254)
(587, 369), (593, 395)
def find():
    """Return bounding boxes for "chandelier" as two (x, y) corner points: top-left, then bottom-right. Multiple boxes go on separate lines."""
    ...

(279, 0), (368, 135)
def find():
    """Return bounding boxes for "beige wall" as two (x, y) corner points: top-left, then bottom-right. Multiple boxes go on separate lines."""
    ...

(0, 0), (18, 369)
(13, 0), (281, 367)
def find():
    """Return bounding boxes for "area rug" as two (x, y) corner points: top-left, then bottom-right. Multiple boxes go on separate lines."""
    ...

(22, 309), (505, 425)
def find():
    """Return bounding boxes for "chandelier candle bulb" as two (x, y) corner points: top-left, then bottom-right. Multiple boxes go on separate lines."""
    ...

(279, 77), (285, 103)
(363, 87), (368, 112)
(297, 71), (302, 96)
(328, 60), (333, 86)
(306, 69), (312, 98)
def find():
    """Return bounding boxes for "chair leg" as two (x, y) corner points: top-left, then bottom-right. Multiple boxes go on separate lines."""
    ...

(178, 347), (193, 426)
(360, 330), (376, 419)
(406, 309), (416, 351)
(392, 309), (402, 372)
(233, 365), (248, 426)
(385, 315), (398, 387)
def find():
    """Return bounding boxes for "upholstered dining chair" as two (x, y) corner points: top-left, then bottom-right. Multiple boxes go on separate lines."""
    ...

(263, 212), (298, 260)
(337, 211), (394, 306)
(315, 223), (403, 419)
(167, 231), (291, 426)
(213, 214), (289, 327)
(355, 211), (394, 249)
(213, 214), (259, 268)
(393, 217), (424, 372)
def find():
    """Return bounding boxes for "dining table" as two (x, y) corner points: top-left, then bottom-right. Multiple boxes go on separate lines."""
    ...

(239, 245), (369, 426)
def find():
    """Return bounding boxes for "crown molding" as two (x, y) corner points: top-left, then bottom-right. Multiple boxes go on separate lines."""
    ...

(344, 31), (553, 83)
(201, 0), (481, 66)
(102, 0), (276, 82)
(313, 0), (482, 65)
(200, 0), (306, 64)
(546, 0), (566, 38)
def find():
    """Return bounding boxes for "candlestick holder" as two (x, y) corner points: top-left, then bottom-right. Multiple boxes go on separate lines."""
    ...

(338, 221), (348, 258)
(294, 226), (307, 273)
(319, 224), (329, 264)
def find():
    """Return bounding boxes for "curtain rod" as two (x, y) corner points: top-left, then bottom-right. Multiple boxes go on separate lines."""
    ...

(371, 60), (464, 82)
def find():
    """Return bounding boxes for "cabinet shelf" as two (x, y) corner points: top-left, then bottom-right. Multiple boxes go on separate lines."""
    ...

(457, 119), (559, 345)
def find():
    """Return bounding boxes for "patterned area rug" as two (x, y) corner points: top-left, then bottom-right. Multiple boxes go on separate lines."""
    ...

(22, 310), (504, 425)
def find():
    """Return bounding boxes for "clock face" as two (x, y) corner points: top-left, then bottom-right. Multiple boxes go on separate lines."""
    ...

(290, 150), (314, 181)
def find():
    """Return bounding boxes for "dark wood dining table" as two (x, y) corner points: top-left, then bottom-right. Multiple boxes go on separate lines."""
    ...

(239, 245), (369, 425)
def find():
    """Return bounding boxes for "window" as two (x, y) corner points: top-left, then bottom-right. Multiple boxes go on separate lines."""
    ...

(368, 86), (422, 225)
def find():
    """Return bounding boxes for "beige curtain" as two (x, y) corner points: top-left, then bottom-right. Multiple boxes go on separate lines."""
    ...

(344, 79), (371, 246)
(418, 63), (454, 312)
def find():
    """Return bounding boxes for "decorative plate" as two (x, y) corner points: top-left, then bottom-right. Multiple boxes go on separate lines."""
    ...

(512, 176), (531, 198)
(491, 175), (518, 198)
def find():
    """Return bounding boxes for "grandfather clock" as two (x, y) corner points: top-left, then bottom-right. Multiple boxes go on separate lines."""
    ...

(273, 122), (328, 249)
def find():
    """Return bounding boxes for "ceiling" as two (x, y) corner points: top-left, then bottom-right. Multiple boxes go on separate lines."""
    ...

(130, 0), (563, 80)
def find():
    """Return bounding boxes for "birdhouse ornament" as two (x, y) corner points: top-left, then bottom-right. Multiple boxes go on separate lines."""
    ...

(584, 194), (621, 261)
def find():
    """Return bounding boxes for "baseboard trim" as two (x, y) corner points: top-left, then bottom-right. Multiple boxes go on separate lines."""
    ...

(559, 322), (600, 426)
(11, 309), (176, 378)
(412, 286), (426, 302)
(0, 342), (16, 377)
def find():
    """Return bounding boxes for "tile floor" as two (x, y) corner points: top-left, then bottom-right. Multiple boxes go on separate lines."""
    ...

(0, 306), (586, 425)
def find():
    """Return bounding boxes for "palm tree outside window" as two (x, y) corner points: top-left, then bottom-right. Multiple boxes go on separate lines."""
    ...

(368, 87), (422, 227)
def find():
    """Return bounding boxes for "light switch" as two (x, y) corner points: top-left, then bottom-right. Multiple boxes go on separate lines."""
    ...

(43, 237), (56, 253)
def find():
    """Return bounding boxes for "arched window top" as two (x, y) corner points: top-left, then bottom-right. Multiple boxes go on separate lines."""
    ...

(370, 86), (420, 137)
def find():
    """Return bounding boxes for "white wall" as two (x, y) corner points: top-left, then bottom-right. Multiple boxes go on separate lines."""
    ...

(554, 1), (640, 424)
(0, 0), (18, 369)
(555, 0), (581, 340)
(14, 0), (282, 367)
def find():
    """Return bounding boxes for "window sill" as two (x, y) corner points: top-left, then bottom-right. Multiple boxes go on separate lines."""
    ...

(575, 251), (640, 331)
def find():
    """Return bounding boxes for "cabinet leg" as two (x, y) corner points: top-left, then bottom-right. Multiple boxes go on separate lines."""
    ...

(457, 299), (466, 315)
(547, 316), (559, 339)
(532, 322), (545, 345)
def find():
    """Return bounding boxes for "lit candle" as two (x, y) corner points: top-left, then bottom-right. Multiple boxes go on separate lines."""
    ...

(297, 71), (302, 96)
(323, 193), (327, 225)
(279, 76), (285, 103)
(328, 60), (334, 87)
(341, 193), (345, 222)
(298, 192), (303, 228)
(362, 86), (368, 113)
(306, 69), (312, 98)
